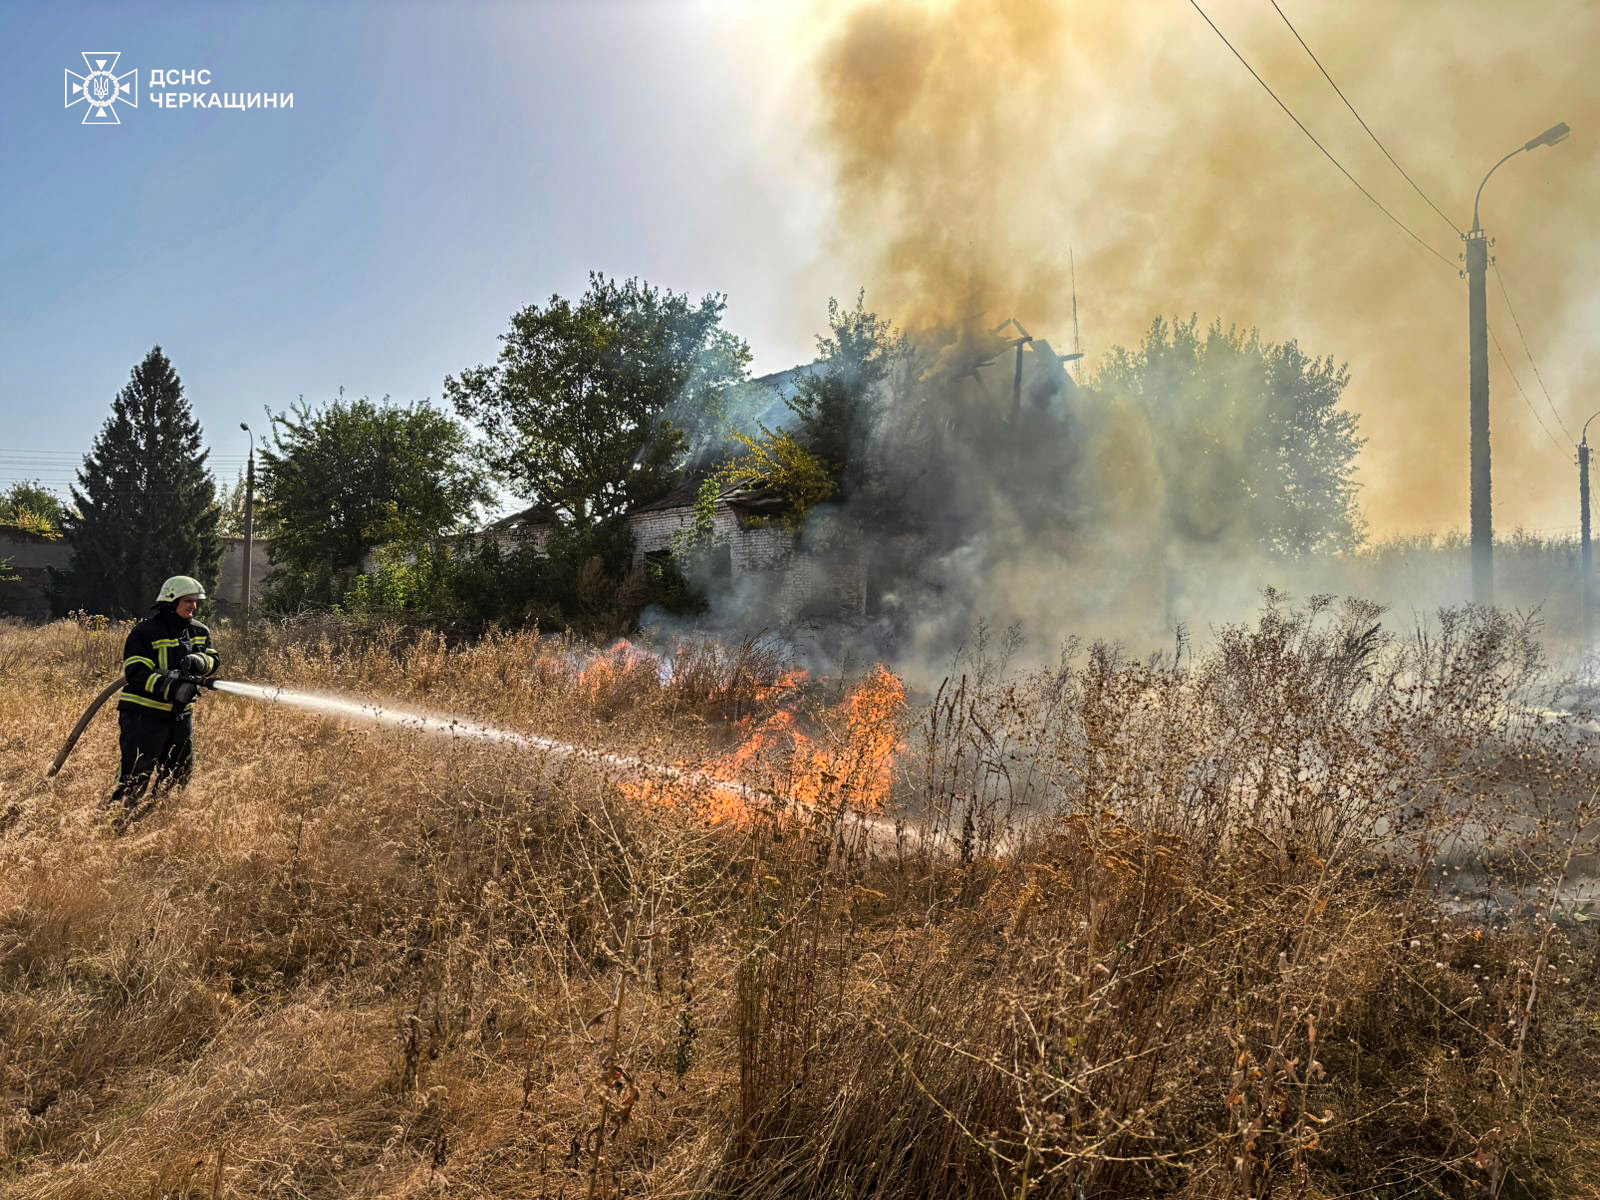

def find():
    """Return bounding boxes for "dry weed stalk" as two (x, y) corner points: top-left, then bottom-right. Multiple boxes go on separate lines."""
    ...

(0, 603), (1595, 1198)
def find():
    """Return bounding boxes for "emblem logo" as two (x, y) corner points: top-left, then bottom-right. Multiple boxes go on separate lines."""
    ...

(65, 52), (138, 124)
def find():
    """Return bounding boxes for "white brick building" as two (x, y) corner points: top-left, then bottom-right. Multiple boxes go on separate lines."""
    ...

(626, 477), (867, 625)
(475, 477), (867, 627)
(482, 503), (557, 556)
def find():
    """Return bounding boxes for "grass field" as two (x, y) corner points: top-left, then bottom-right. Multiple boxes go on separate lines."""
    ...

(2, 602), (1598, 1198)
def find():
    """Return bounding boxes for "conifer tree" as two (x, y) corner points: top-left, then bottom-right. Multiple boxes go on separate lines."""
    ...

(60, 347), (222, 616)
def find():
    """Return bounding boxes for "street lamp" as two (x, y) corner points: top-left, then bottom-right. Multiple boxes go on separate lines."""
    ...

(1473, 123), (1570, 233)
(239, 422), (255, 652)
(1464, 120), (1570, 608)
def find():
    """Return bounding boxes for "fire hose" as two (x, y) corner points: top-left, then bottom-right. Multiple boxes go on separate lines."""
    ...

(34, 674), (965, 856)
(47, 671), (221, 778)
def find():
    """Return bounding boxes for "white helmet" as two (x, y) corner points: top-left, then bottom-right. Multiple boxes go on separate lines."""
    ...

(156, 575), (206, 603)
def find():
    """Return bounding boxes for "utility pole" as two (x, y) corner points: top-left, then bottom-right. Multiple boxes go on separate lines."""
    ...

(1464, 121), (1570, 609)
(1580, 411), (1600, 647)
(1466, 229), (1491, 606)
(239, 422), (255, 653)
(985, 320), (1036, 428)
(1011, 335), (1028, 422)
(1069, 247), (1082, 380)
(1581, 439), (1591, 638)
(990, 317), (1032, 423)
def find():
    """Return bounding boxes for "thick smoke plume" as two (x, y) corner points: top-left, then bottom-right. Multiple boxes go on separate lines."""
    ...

(808, 0), (1600, 539)
(691, 0), (1600, 673)
(670, 2), (1600, 672)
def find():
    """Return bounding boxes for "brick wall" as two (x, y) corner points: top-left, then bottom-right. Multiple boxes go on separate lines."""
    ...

(626, 503), (869, 627)
(482, 525), (553, 557)
(628, 505), (796, 575)
(0, 530), (282, 620)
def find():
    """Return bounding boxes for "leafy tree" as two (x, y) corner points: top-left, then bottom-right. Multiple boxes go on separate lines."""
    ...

(328, 517), (664, 638)
(259, 394), (490, 608)
(445, 274), (749, 526)
(0, 481), (67, 536)
(340, 542), (456, 619)
(214, 469), (255, 538)
(680, 295), (901, 560)
(786, 292), (906, 493)
(60, 347), (222, 616)
(704, 429), (836, 535)
(442, 519), (646, 635)
(1093, 316), (1365, 557)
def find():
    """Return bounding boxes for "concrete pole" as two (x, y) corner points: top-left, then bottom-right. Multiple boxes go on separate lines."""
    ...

(1582, 440), (1592, 644)
(1463, 125), (1569, 608)
(1466, 230), (1492, 606)
(241, 449), (255, 651)
(1011, 337), (1026, 423)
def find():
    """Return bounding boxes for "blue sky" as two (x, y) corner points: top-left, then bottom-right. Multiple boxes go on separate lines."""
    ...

(0, 0), (832, 508)
(4, 0), (1598, 537)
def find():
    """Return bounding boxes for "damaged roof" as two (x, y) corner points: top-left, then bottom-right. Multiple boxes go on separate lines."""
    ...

(486, 502), (558, 533)
(629, 472), (787, 518)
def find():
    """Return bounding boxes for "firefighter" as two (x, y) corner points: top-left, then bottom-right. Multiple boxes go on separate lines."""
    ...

(109, 575), (220, 827)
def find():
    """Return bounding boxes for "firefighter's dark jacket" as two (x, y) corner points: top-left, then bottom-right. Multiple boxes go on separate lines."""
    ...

(118, 609), (219, 718)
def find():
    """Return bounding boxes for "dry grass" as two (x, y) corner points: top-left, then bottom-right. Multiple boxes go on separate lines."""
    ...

(0, 602), (1597, 1199)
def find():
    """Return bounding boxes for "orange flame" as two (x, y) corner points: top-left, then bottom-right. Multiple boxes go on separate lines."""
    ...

(576, 638), (657, 706)
(624, 664), (907, 829)
(755, 667), (812, 704)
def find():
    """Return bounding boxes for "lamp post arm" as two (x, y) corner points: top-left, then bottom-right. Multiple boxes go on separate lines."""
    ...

(1583, 410), (1600, 449)
(1473, 146), (1525, 232)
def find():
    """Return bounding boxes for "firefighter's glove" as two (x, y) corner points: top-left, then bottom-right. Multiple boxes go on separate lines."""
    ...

(165, 671), (199, 707)
(180, 653), (209, 677)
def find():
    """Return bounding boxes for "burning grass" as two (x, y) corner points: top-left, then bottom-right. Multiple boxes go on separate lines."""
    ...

(623, 663), (906, 829)
(0, 602), (1598, 1198)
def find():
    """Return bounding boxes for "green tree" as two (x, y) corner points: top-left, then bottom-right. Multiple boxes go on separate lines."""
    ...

(60, 347), (222, 616)
(1094, 316), (1365, 557)
(786, 292), (905, 493)
(0, 481), (67, 536)
(686, 295), (901, 549)
(214, 469), (248, 537)
(702, 429), (837, 535)
(445, 273), (749, 526)
(439, 520), (647, 636)
(259, 394), (490, 608)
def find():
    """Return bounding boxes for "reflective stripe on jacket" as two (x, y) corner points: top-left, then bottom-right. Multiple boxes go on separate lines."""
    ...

(118, 610), (220, 718)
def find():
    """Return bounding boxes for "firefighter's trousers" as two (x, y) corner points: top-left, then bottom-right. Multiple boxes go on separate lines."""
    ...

(110, 708), (194, 811)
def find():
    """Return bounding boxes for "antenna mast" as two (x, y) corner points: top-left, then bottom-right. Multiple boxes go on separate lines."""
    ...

(1069, 247), (1082, 378)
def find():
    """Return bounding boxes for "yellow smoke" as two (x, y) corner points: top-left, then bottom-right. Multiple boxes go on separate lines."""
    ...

(798, 0), (1600, 536)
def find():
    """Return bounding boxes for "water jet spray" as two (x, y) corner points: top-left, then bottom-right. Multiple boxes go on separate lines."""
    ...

(46, 673), (755, 803)
(39, 674), (952, 853)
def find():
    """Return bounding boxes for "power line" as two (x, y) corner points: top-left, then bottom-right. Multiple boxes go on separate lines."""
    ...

(0, 458), (249, 469)
(0, 464), (248, 472)
(0, 448), (87, 455)
(0, 454), (249, 464)
(0, 471), (249, 491)
(1268, 0), (1462, 239)
(1192, 0), (1569, 487)
(1491, 261), (1570, 441)
(1187, 0), (1458, 272)
(0, 447), (250, 456)
(0, 481), (239, 492)
(0, 474), (247, 486)
(1489, 324), (1566, 455)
